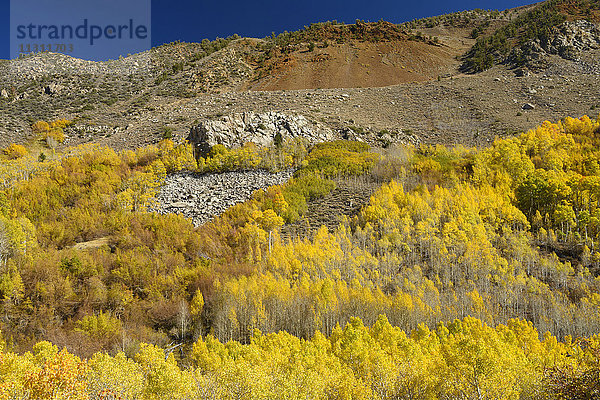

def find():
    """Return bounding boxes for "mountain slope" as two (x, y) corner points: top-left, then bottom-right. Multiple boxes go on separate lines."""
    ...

(0, 1), (599, 153)
(461, 0), (600, 72)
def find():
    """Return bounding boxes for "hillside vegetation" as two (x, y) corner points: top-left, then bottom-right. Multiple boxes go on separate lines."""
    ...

(462, 0), (600, 72)
(0, 115), (599, 397)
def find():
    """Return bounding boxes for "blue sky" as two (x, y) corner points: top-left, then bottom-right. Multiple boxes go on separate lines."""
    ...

(1, 0), (536, 60)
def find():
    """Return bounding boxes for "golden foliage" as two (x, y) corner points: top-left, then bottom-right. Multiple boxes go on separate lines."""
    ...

(3, 144), (28, 160)
(0, 116), (599, 399)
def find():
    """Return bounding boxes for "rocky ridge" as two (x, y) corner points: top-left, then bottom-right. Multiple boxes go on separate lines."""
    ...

(149, 169), (294, 226)
(1, 52), (153, 81)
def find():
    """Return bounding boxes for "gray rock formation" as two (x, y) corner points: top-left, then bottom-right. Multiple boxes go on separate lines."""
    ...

(188, 112), (335, 155)
(42, 83), (64, 96)
(149, 169), (294, 226)
(510, 20), (600, 72)
(550, 20), (600, 56)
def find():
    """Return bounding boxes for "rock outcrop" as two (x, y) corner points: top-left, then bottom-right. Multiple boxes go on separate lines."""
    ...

(510, 20), (600, 72)
(149, 169), (294, 226)
(550, 21), (600, 56)
(188, 112), (335, 155)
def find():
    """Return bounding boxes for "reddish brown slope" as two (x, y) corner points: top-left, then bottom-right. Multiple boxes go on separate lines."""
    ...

(246, 38), (466, 91)
(240, 19), (479, 91)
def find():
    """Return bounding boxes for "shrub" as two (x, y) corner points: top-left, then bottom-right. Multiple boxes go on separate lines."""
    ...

(32, 120), (50, 134)
(4, 144), (28, 159)
(161, 126), (174, 139)
(32, 119), (71, 144)
(47, 127), (65, 143)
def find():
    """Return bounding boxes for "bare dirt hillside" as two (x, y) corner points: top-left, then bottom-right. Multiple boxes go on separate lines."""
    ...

(247, 6), (541, 91)
(245, 39), (467, 91)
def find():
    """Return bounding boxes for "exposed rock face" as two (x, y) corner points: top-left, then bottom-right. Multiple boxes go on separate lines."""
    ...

(550, 20), (600, 56)
(188, 112), (335, 155)
(510, 20), (600, 71)
(149, 169), (294, 226)
(42, 83), (64, 95)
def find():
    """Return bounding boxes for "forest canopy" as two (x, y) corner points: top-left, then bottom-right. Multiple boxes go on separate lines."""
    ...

(0, 115), (599, 398)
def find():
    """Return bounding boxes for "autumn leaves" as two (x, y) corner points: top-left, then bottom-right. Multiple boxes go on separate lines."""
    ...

(0, 115), (599, 398)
